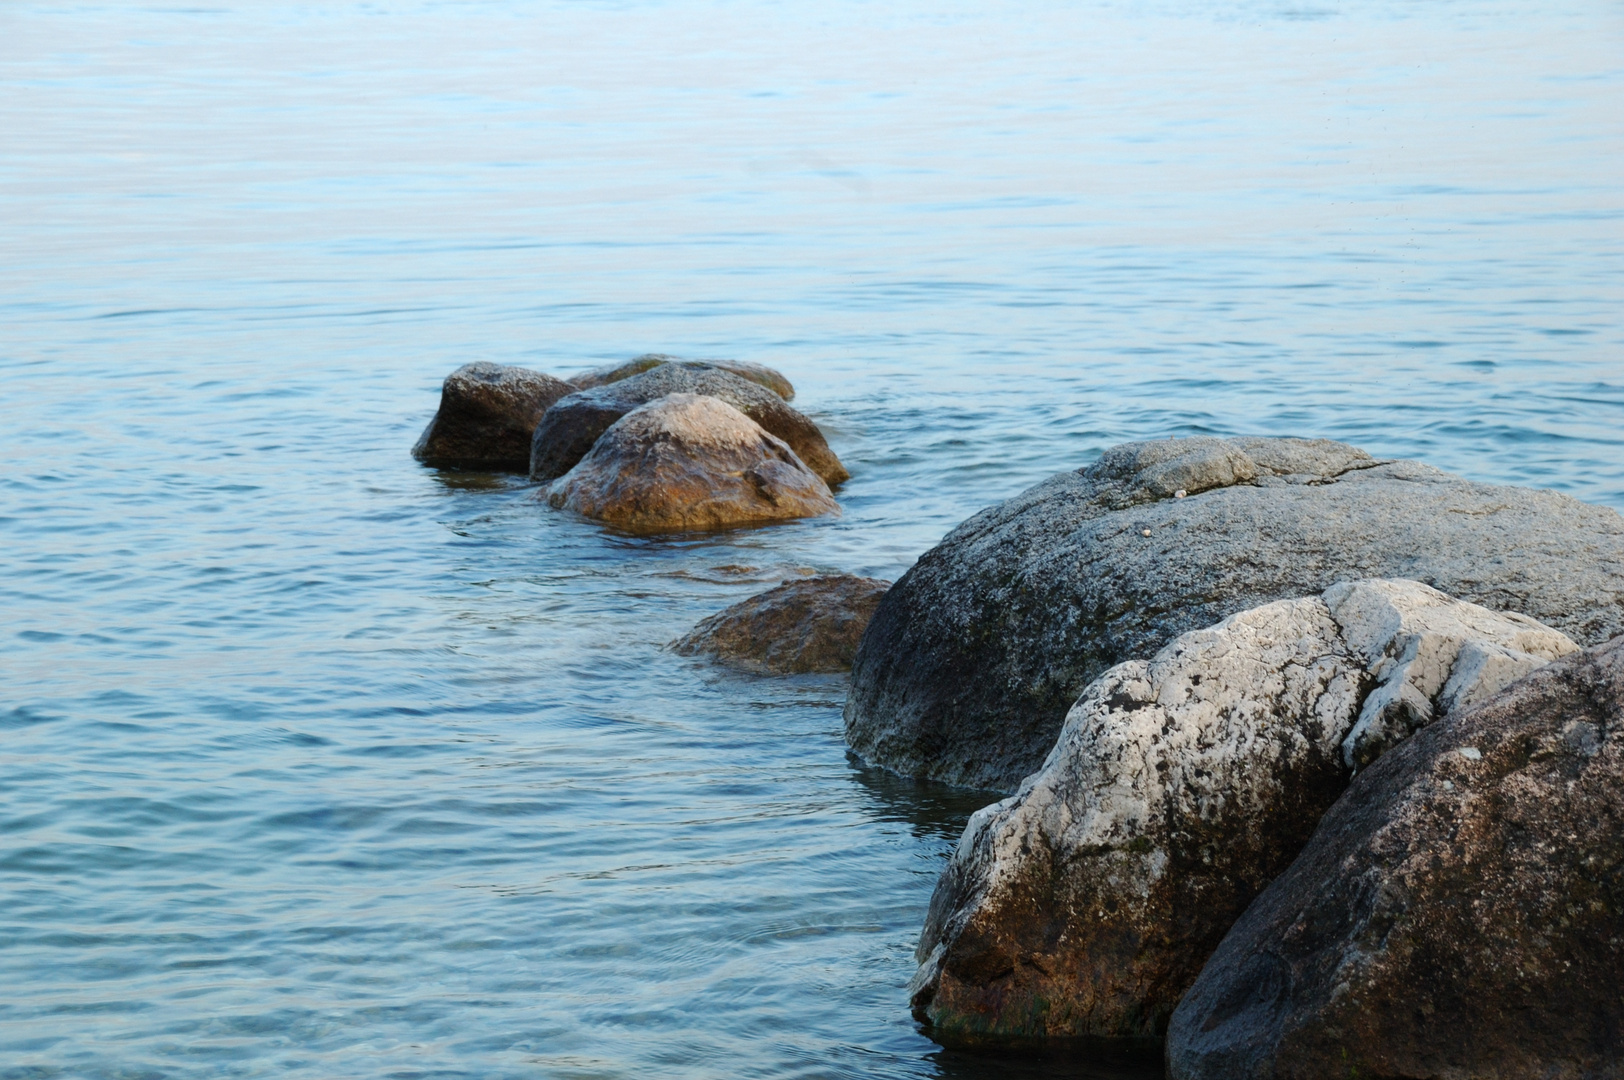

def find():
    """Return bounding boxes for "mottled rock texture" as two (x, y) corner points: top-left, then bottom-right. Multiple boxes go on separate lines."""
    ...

(545, 394), (838, 533)
(411, 362), (574, 471)
(846, 436), (1624, 791)
(532, 362), (842, 486)
(910, 580), (1576, 1045)
(568, 353), (796, 401)
(1167, 633), (1624, 1080)
(673, 575), (891, 674)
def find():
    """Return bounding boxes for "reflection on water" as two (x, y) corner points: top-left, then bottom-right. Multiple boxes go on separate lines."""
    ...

(2, 0), (1621, 1076)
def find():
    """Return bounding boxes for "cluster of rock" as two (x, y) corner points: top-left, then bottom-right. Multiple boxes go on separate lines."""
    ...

(911, 580), (1576, 1042)
(411, 355), (890, 675)
(842, 436), (1624, 1074)
(411, 355), (845, 533)
(415, 363), (1624, 1075)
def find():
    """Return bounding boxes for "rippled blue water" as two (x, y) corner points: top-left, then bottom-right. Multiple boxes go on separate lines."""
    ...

(2, 1), (1621, 1077)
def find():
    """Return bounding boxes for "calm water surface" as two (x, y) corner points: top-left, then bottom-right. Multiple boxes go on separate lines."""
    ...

(2, 1), (1621, 1077)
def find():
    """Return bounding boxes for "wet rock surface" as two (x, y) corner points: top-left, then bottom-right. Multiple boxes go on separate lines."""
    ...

(910, 580), (1576, 1044)
(1167, 634), (1624, 1080)
(568, 354), (796, 401)
(411, 362), (575, 471)
(846, 436), (1624, 791)
(532, 362), (842, 486)
(673, 574), (891, 674)
(545, 393), (838, 533)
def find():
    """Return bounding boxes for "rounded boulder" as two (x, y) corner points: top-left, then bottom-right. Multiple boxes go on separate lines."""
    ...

(544, 393), (839, 534)
(530, 363), (844, 487)
(845, 436), (1624, 792)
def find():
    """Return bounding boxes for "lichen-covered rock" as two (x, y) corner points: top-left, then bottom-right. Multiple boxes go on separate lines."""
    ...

(673, 575), (891, 674)
(411, 362), (574, 471)
(568, 354), (796, 401)
(532, 362), (841, 486)
(910, 581), (1577, 1045)
(544, 394), (838, 533)
(1167, 633), (1624, 1080)
(846, 436), (1624, 791)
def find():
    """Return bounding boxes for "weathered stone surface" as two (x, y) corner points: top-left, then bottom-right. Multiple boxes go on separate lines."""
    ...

(910, 581), (1577, 1044)
(532, 362), (842, 486)
(673, 575), (891, 674)
(846, 436), (1624, 791)
(566, 354), (797, 401)
(411, 362), (574, 471)
(1167, 633), (1624, 1080)
(545, 394), (838, 533)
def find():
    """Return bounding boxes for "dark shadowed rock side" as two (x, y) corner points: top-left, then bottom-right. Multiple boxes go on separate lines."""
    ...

(910, 581), (1576, 1045)
(1167, 633), (1624, 1080)
(411, 362), (575, 471)
(846, 436), (1624, 791)
(673, 575), (891, 674)
(531, 362), (844, 486)
(568, 353), (796, 401)
(545, 393), (838, 533)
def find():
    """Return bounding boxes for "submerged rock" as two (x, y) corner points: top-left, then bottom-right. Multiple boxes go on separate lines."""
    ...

(1167, 633), (1624, 1080)
(568, 354), (796, 401)
(910, 580), (1576, 1044)
(674, 575), (891, 674)
(846, 436), (1624, 791)
(545, 393), (838, 533)
(411, 362), (575, 471)
(531, 362), (843, 486)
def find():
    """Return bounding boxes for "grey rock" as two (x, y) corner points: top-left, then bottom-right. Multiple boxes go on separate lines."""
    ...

(674, 575), (891, 674)
(530, 362), (845, 486)
(912, 581), (1575, 1044)
(544, 394), (838, 533)
(845, 436), (1624, 791)
(411, 362), (574, 471)
(568, 354), (796, 401)
(1167, 633), (1624, 1080)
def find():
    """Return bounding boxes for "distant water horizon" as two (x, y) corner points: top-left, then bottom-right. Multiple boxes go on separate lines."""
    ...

(2, 1), (1620, 1077)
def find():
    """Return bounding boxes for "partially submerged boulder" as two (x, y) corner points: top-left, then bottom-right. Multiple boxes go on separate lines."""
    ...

(1167, 633), (1624, 1080)
(910, 581), (1576, 1044)
(411, 362), (574, 471)
(545, 394), (838, 533)
(673, 575), (891, 674)
(846, 436), (1624, 791)
(568, 354), (796, 401)
(532, 362), (843, 486)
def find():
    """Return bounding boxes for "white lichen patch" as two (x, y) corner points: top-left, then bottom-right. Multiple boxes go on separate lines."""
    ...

(1327, 580), (1578, 769)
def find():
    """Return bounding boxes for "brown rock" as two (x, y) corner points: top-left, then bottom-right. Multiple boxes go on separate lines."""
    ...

(544, 394), (839, 533)
(568, 354), (796, 401)
(530, 363), (845, 487)
(674, 575), (891, 674)
(1167, 634), (1624, 1080)
(411, 362), (574, 471)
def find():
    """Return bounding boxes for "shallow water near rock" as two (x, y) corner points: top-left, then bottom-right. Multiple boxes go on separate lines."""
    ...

(1, 1), (1620, 1078)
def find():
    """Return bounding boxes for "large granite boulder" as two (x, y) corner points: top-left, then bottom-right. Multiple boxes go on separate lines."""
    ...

(411, 362), (574, 471)
(673, 575), (891, 674)
(846, 436), (1624, 791)
(532, 362), (842, 486)
(1167, 633), (1624, 1080)
(910, 580), (1576, 1044)
(544, 394), (838, 533)
(569, 353), (796, 401)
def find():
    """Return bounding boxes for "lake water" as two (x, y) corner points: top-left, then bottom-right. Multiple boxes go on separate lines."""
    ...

(2, 1), (1620, 1077)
